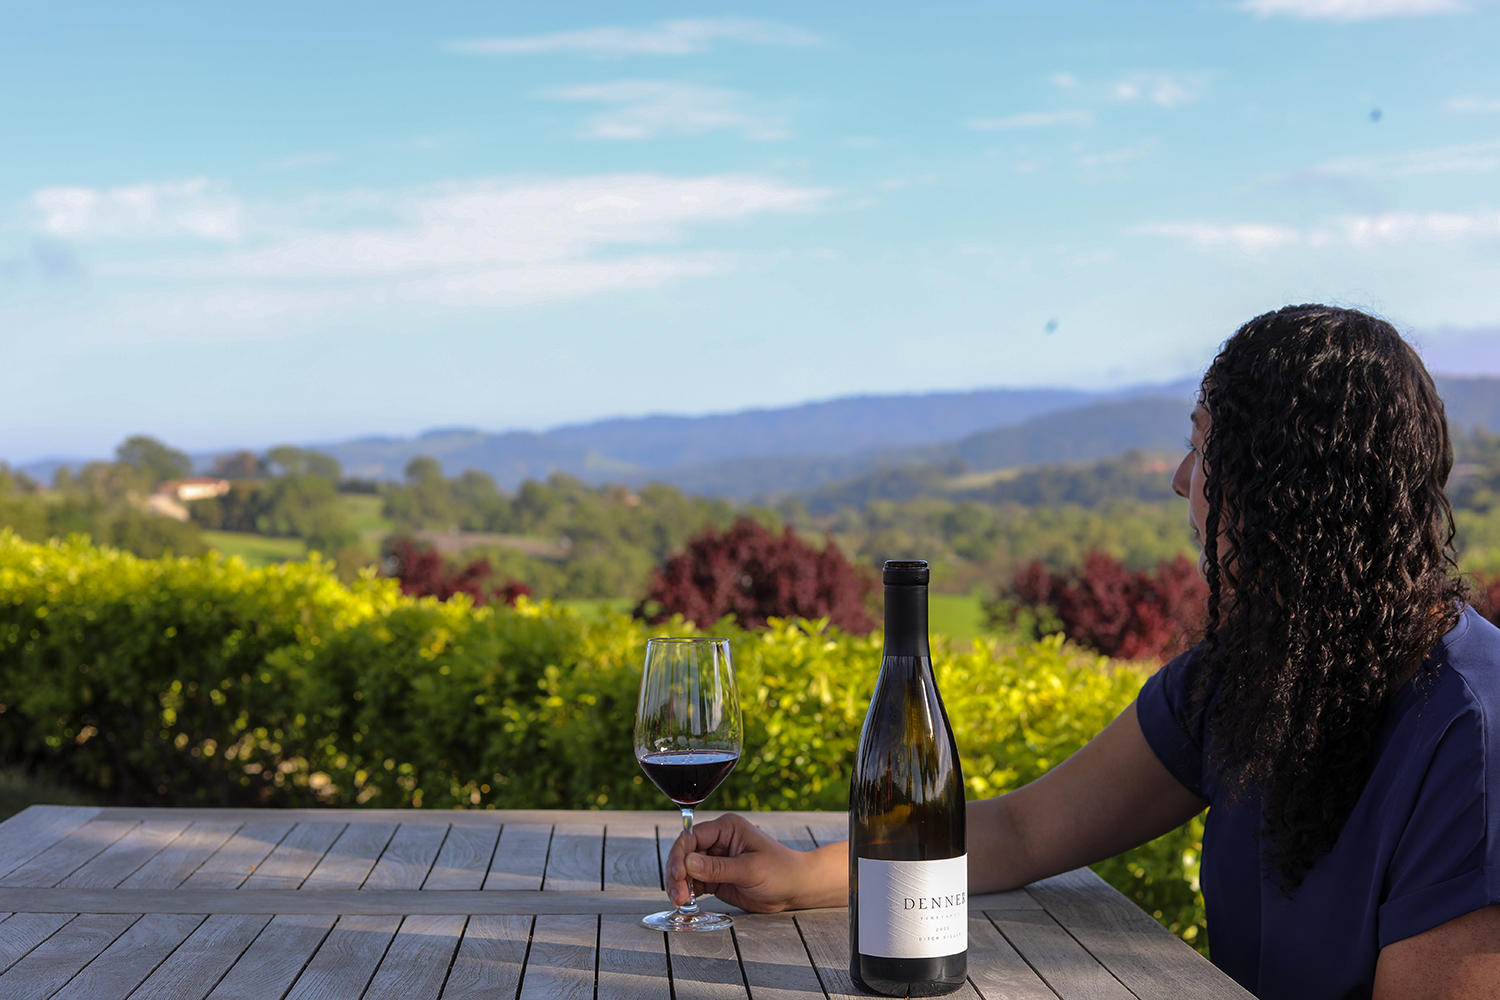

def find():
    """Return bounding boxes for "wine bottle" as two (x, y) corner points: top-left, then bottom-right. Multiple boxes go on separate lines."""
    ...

(849, 559), (967, 997)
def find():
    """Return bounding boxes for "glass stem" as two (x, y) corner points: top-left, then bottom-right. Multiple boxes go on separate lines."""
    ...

(677, 807), (700, 915)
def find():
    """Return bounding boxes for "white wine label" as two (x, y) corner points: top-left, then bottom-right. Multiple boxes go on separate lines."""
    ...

(857, 855), (968, 959)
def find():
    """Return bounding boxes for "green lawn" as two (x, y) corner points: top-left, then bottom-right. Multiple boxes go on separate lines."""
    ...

(929, 591), (991, 644)
(201, 530), (306, 566)
(340, 493), (393, 538)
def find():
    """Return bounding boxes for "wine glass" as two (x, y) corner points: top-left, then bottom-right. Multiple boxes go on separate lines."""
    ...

(635, 636), (742, 931)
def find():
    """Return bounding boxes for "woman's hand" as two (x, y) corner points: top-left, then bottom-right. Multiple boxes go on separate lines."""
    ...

(664, 813), (847, 913)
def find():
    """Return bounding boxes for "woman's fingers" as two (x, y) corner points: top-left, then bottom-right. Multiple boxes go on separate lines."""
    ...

(664, 815), (736, 904)
(663, 813), (799, 913)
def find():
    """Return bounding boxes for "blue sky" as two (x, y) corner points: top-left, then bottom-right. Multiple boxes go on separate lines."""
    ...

(2, 0), (1498, 461)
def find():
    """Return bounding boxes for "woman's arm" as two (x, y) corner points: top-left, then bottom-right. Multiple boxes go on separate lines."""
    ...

(1373, 905), (1500, 1000)
(666, 699), (1207, 909)
(967, 700), (1207, 892)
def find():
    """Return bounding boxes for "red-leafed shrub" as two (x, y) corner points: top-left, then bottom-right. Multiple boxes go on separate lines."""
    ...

(385, 538), (532, 606)
(636, 516), (876, 634)
(991, 551), (1206, 661)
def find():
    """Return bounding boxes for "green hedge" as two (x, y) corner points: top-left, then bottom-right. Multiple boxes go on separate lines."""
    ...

(0, 530), (1205, 949)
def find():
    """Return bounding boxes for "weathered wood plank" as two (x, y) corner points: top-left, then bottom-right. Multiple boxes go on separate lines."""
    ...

(967, 912), (1060, 1000)
(283, 913), (402, 1000)
(301, 822), (398, 889)
(733, 912), (828, 1000)
(204, 913), (337, 1000)
(361, 913), (466, 1000)
(0, 912), (139, 1000)
(49, 912), (205, 1000)
(542, 823), (603, 892)
(518, 913), (597, 1000)
(1025, 869), (1252, 1000)
(0, 912), (76, 975)
(0, 820), (138, 888)
(0, 808), (102, 881)
(364, 823), (450, 891)
(604, 824), (661, 890)
(181, 821), (294, 889)
(597, 914), (670, 1000)
(792, 909), (864, 1000)
(57, 819), (191, 889)
(439, 914), (531, 1000)
(667, 923), (748, 1000)
(990, 908), (1132, 1000)
(806, 821), (847, 849)
(755, 818), (818, 853)
(485, 823), (551, 890)
(423, 824), (499, 890)
(0, 886), (738, 916)
(795, 908), (981, 1000)
(0, 810), (1248, 1000)
(239, 822), (345, 891)
(128, 913), (272, 1000)
(970, 890), (1044, 911)
(119, 822), (242, 889)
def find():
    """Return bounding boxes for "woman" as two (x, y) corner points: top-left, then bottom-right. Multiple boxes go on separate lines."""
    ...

(665, 305), (1500, 1000)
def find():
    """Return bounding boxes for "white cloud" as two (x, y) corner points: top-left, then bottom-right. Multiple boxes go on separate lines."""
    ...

(1291, 141), (1500, 181)
(542, 81), (787, 140)
(450, 18), (817, 57)
(1330, 209), (1500, 245)
(1238, 0), (1464, 19)
(1111, 73), (1202, 107)
(1137, 222), (1304, 253)
(32, 179), (243, 242)
(1077, 139), (1157, 169)
(966, 110), (1093, 130)
(1447, 95), (1500, 113)
(83, 174), (827, 319)
(1138, 208), (1500, 252)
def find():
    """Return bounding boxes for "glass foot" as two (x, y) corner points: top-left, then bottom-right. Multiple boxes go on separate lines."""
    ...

(641, 908), (734, 932)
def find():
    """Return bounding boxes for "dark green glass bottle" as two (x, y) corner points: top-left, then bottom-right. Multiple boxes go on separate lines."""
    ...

(849, 560), (967, 996)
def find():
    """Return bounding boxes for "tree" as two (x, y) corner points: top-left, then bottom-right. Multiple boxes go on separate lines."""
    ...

(451, 469), (509, 531)
(988, 551), (1206, 661)
(637, 517), (876, 634)
(0, 465), (48, 540)
(115, 435), (192, 485)
(255, 474), (357, 553)
(210, 450), (267, 480)
(382, 457), (458, 531)
(265, 446), (342, 484)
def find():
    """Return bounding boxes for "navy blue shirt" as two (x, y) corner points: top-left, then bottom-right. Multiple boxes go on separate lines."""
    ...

(1138, 606), (1500, 1000)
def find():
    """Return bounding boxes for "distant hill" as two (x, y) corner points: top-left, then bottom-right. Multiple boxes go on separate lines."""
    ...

(18, 374), (1500, 500)
(315, 383), (1195, 487)
(657, 397), (1193, 500)
(1434, 377), (1500, 431)
(799, 450), (1180, 513)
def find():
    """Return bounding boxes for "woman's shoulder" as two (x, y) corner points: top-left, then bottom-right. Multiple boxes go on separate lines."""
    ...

(1427, 606), (1500, 719)
(1382, 605), (1500, 776)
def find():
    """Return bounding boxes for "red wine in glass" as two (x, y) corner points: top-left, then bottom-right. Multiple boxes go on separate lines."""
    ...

(634, 637), (742, 931)
(638, 749), (740, 807)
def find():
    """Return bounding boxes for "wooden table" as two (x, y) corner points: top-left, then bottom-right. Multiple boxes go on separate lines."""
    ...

(0, 806), (1251, 999)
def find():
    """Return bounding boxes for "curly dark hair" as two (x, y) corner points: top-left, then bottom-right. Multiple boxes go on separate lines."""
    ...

(1194, 304), (1465, 887)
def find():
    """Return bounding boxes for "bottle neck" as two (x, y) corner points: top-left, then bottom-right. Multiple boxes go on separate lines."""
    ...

(883, 584), (930, 658)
